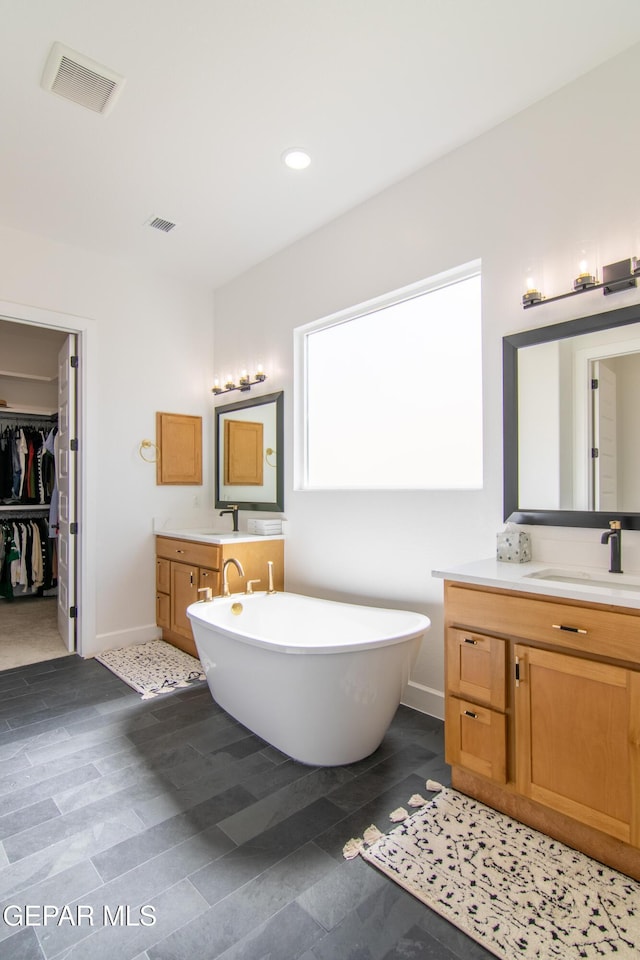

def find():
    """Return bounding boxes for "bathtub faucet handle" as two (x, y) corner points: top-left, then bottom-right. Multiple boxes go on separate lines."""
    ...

(245, 579), (261, 594)
(266, 560), (276, 594)
(197, 587), (213, 602)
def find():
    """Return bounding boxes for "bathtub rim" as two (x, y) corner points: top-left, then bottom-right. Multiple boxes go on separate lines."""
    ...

(187, 591), (430, 656)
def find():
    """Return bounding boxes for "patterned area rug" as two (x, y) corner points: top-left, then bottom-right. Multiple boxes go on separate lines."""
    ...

(357, 788), (640, 960)
(95, 639), (206, 699)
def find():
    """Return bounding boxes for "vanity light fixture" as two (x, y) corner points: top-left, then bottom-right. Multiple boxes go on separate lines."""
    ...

(522, 253), (640, 308)
(212, 365), (267, 396)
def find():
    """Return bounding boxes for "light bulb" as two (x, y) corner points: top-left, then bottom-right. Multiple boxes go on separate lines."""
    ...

(282, 149), (311, 170)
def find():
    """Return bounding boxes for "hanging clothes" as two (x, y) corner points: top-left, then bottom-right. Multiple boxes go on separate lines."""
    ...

(44, 426), (59, 536)
(0, 517), (56, 600)
(0, 420), (57, 506)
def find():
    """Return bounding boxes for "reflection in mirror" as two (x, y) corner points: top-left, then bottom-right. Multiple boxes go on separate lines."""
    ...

(503, 303), (640, 528)
(215, 391), (284, 511)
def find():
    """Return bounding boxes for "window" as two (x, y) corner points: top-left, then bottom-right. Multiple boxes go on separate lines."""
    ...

(294, 261), (482, 490)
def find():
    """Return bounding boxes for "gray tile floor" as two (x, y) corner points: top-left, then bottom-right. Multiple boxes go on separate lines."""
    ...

(0, 655), (494, 960)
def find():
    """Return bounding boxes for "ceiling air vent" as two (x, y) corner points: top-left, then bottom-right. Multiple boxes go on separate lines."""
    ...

(146, 216), (177, 233)
(41, 41), (125, 115)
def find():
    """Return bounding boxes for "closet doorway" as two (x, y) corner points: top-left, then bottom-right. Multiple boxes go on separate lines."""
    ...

(0, 317), (79, 670)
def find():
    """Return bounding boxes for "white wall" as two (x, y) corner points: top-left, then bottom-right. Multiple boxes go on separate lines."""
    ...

(212, 43), (640, 718)
(616, 352), (640, 510)
(0, 224), (214, 657)
(517, 340), (561, 509)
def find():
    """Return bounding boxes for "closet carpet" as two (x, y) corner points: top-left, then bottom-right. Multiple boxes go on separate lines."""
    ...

(0, 655), (494, 960)
(0, 597), (69, 671)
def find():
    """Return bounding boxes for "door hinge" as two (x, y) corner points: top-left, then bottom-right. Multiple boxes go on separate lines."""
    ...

(69, 606), (78, 619)
(591, 447), (599, 458)
(70, 439), (79, 452)
(591, 378), (599, 389)
(70, 355), (79, 368)
(70, 522), (78, 535)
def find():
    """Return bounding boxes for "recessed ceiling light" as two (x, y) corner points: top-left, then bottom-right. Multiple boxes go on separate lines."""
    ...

(282, 148), (311, 171)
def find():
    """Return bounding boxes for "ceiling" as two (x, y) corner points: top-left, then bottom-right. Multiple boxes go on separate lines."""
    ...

(2, 1), (640, 290)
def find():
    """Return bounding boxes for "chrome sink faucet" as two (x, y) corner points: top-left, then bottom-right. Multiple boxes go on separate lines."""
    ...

(223, 557), (245, 596)
(601, 520), (623, 574)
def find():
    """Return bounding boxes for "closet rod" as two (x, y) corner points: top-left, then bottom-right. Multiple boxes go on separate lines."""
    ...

(0, 509), (47, 526)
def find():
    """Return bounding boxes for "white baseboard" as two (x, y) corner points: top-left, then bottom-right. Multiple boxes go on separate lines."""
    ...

(86, 623), (161, 658)
(401, 679), (445, 721)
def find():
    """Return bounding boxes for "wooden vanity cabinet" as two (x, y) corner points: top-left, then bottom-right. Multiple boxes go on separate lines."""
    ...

(444, 580), (640, 879)
(155, 535), (284, 657)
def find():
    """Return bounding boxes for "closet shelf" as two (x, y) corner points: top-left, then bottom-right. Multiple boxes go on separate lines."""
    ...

(0, 504), (50, 514)
(0, 370), (57, 383)
(0, 405), (57, 417)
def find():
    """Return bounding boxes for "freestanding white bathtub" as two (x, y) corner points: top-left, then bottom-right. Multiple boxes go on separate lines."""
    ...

(187, 591), (430, 766)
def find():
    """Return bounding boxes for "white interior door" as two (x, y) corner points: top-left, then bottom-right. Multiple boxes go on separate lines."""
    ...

(591, 359), (618, 511)
(57, 336), (78, 651)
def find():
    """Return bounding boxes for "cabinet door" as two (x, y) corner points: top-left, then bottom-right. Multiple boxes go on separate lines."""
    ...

(446, 629), (506, 710)
(156, 558), (170, 594)
(156, 412), (202, 485)
(445, 696), (507, 783)
(514, 644), (640, 845)
(156, 592), (170, 630)
(171, 563), (199, 639)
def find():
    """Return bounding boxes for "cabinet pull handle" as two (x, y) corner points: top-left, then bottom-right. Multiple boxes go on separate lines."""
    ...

(190, 573), (193, 586)
(463, 637), (477, 645)
(175, 549), (185, 554)
(552, 623), (587, 635)
(463, 709), (477, 719)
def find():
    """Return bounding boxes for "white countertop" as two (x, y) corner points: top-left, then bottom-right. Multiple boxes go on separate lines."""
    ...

(432, 558), (640, 610)
(156, 528), (285, 545)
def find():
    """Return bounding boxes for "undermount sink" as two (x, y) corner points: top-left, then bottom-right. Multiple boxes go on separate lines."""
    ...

(523, 567), (640, 592)
(160, 529), (257, 543)
(187, 530), (243, 537)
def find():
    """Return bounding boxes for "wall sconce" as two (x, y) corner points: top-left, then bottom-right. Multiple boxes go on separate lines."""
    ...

(212, 365), (267, 395)
(522, 253), (639, 308)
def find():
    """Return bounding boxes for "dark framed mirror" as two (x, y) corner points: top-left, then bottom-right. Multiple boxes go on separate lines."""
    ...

(503, 302), (640, 529)
(215, 390), (284, 512)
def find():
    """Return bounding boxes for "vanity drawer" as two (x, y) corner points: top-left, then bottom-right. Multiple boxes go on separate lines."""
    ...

(156, 536), (221, 569)
(445, 695), (507, 784)
(446, 628), (506, 710)
(445, 583), (640, 662)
